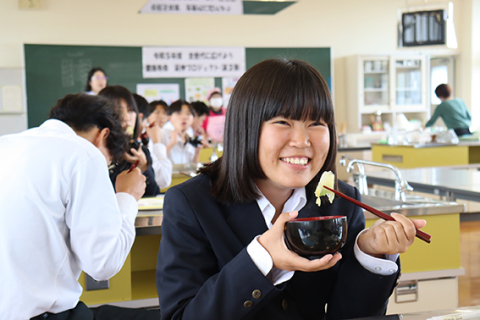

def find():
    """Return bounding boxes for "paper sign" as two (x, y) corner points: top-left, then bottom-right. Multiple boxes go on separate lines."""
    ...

(206, 115), (225, 142)
(221, 77), (239, 108)
(142, 47), (245, 78)
(140, 0), (243, 15)
(136, 83), (180, 104)
(185, 78), (215, 102)
(1, 85), (23, 113)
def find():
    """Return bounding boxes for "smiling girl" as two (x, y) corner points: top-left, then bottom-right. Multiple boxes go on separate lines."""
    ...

(156, 59), (426, 320)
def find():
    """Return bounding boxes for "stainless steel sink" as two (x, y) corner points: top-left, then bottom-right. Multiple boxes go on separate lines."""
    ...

(360, 189), (465, 218)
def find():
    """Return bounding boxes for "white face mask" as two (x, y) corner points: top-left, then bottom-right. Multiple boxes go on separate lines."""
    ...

(210, 97), (223, 108)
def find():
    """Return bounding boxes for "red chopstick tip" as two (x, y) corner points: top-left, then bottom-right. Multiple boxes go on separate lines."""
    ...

(128, 159), (140, 173)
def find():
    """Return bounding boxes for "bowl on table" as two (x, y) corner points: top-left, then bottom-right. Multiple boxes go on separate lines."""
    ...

(284, 216), (348, 260)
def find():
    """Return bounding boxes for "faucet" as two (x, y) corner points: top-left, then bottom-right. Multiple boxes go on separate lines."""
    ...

(340, 155), (369, 196)
(340, 156), (413, 201)
(210, 143), (219, 162)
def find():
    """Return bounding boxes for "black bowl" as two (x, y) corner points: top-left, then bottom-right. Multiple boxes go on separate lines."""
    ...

(284, 216), (348, 260)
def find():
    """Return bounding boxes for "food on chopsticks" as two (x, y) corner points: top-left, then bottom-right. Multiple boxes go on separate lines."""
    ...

(314, 171), (335, 206)
(126, 126), (134, 137)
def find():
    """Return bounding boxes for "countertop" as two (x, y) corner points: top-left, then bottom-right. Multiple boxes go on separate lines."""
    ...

(359, 166), (480, 202)
(135, 209), (163, 236)
(352, 306), (480, 319)
(372, 141), (480, 149)
(338, 144), (372, 152)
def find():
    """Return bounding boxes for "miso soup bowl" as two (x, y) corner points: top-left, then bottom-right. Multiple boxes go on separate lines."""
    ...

(284, 216), (348, 260)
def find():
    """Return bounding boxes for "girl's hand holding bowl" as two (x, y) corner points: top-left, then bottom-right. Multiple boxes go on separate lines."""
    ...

(258, 211), (342, 273)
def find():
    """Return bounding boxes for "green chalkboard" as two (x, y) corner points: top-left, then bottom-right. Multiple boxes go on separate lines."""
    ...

(24, 44), (330, 128)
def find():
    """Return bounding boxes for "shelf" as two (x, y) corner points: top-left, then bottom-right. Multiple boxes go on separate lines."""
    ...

(364, 88), (388, 92)
(392, 107), (428, 113)
(364, 71), (388, 74)
(360, 109), (392, 114)
(396, 88), (420, 91)
(347, 54), (428, 133)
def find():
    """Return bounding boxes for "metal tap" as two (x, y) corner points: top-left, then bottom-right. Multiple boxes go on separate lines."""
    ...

(340, 155), (368, 196)
(340, 156), (413, 201)
(210, 143), (219, 162)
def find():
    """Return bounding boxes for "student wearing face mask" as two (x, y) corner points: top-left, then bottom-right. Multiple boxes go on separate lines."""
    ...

(202, 88), (226, 143)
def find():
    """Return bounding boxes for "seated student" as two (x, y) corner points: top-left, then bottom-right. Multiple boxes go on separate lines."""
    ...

(148, 100), (169, 129)
(156, 59), (427, 320)
(425, 83), (472, 136)
(0, 93), (155, 319)
(161, 99), (202, 164)
(202, 88), (226, 142)
(84, 67), (108, 95)
(190, 101), (211, 147)
(99, 86), (160, 196)
(133, 93), (172, 190)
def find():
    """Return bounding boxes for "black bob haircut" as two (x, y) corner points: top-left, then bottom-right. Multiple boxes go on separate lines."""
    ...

(149, 100), (168, 114)
(84, 67), (107, 92)
(98, 85), (141, 141)
(49, 93), (128, 163)
(191, 101), (210, 117)
(167, 99), (194, 116)
(133, 93), (150, 118)
(200, 58), (337, 204)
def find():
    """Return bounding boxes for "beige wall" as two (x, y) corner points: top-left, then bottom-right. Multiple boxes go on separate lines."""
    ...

(0, 0), (476, 131)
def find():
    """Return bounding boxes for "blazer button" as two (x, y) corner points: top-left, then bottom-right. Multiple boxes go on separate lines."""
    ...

(282, 299), (288, 310)
(244, 300), (253, 308)
(252, 289), (262, 299)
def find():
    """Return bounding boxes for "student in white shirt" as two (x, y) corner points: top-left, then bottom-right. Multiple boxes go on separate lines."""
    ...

(134, 94), (172, 189)
(161, 99), (202, 164)
(0, 94), (156, 319)
(190, 101), (211, 148)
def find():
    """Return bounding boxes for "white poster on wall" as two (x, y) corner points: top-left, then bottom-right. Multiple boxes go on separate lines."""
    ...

(136, 83), (180, 104)
(142, 47), (245, 78)
(185, 78), (215, 102)
(221, 77), (239, 108)
(140, 0), (243, 15)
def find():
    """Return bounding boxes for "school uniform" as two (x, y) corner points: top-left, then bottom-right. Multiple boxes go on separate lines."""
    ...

(156, 175), (400, 320)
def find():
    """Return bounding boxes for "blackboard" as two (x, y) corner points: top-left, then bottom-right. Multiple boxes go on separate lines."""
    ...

(24, 44), (331, 128)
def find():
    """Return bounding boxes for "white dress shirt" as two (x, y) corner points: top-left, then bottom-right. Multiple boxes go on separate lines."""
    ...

(147, 139), (173, 189)
(160, 125), (196, 165)
(0, 120), (138, 319)
(246, 187), (398, 286)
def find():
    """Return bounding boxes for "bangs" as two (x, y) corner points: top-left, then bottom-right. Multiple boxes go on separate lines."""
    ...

(260, 62), (334, 125)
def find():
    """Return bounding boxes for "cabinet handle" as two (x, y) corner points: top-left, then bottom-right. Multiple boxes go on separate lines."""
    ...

(395, 280), (418, 303)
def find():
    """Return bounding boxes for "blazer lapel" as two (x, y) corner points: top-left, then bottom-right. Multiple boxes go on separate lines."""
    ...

(224, 201), (268, 247)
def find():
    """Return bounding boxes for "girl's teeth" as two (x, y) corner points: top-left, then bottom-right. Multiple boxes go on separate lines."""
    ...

(284, 158), (307, 165)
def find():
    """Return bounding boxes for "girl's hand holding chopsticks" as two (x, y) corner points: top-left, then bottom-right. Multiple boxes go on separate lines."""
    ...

(357, 213), (427, 258)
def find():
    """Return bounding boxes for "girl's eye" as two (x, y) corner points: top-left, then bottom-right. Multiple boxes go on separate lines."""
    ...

(310, 121), (326, 127)
(274, 120), (289, 125)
